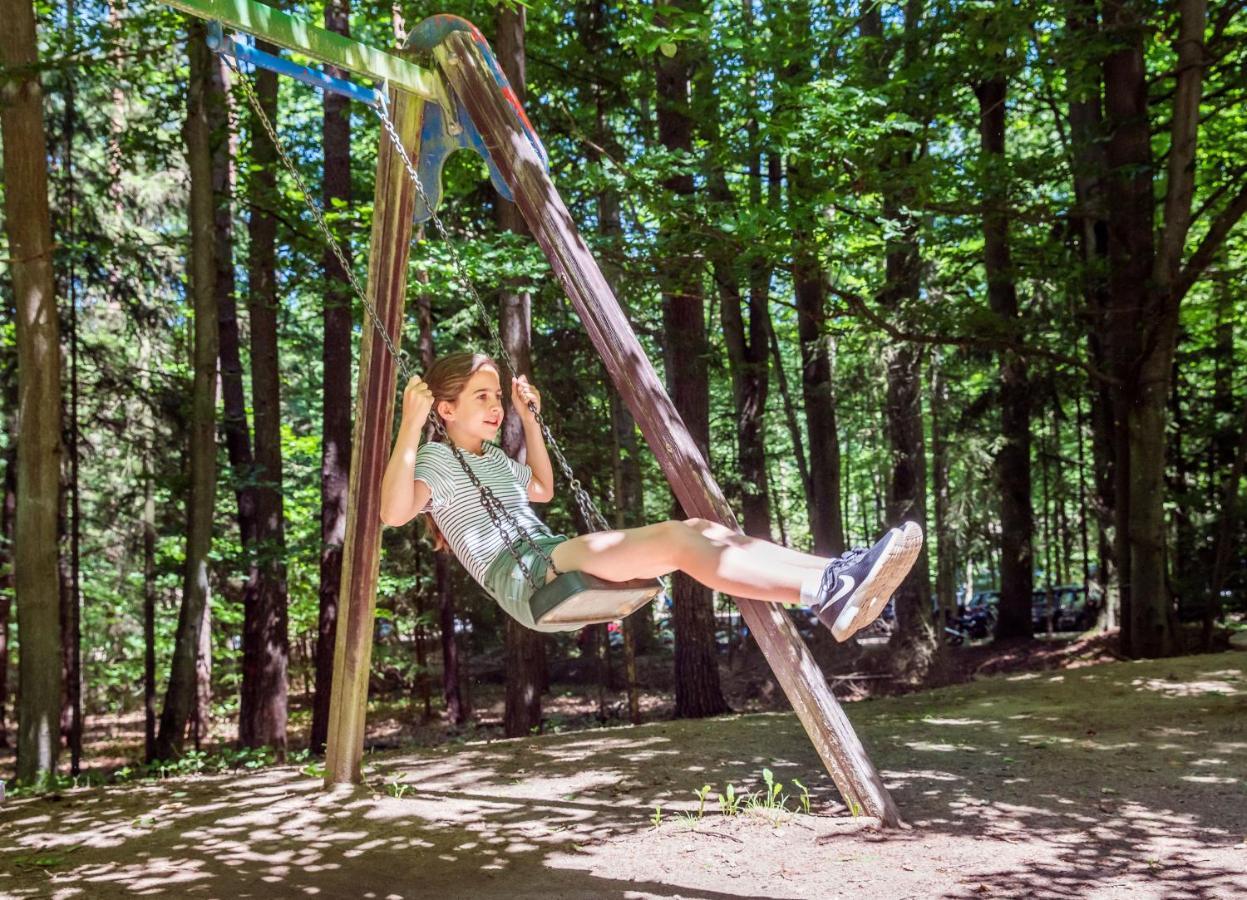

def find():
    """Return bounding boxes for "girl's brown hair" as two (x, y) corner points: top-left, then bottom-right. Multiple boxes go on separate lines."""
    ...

(418, 352), (500, 551)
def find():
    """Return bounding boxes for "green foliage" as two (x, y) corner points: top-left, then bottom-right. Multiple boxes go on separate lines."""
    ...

(4, 0), (1245, 769)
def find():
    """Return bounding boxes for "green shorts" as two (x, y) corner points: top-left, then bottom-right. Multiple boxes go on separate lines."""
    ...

(483, 534), (573, 633)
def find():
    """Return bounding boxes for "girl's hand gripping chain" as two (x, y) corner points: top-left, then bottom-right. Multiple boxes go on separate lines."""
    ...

(512, 374), (542, 423)
(402, 374), (435, 429)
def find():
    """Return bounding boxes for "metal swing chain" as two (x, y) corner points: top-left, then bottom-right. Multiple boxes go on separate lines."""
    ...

(224, 53), (550, 590)
(373, 94), (613, 537)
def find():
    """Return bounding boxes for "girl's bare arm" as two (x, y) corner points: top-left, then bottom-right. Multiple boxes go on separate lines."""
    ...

(380, 377), (434, 526)
(514, 376), (555, 502)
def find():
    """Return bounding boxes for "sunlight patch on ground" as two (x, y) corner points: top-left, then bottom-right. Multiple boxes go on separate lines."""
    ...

(921, 717), (994, 726)
(1181, 774), (1239, 785)
(1197, 668), (1244, 679)
(1076, 739), (1140, 752)
(1212, 741), (1247, 754)
(1148, 726), (1206, 737)
(904, 741), (960, 753)
(882, 768), (960, 783)
(1130, 676), (1243, 697)
(1018, 734), (1075, 746)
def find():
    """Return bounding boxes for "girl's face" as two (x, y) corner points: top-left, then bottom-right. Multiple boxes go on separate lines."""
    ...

(440, 364), (504, 446)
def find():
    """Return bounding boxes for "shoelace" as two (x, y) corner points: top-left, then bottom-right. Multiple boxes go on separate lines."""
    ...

(817, 545), (870, 605)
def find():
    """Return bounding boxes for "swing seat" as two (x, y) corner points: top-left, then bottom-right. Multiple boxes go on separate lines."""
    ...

(530, 572), (664, 628)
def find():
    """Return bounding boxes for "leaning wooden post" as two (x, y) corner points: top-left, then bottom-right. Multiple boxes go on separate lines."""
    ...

(323, 85), (423, 786)
(434, 31), (902, 826)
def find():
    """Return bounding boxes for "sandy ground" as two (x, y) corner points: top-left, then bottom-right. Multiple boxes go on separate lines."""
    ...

(1, 651), (1244, 899)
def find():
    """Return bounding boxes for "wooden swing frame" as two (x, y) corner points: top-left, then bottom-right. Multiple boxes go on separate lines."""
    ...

(166, 0), (902, 826)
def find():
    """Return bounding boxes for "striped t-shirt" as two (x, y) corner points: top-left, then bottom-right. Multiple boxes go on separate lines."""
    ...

(413, 440), (553, 588)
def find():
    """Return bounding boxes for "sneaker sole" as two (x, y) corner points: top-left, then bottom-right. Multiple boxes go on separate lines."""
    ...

(830, 522), (924, 642)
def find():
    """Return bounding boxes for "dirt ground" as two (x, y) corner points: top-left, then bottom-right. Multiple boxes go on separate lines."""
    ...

(2, 651), (1245, 898)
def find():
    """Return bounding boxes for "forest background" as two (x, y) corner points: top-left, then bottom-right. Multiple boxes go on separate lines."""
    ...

(1, 0), (1245, 787)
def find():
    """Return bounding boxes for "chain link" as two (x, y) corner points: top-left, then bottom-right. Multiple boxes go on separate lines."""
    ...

(374, 92), (612, 536)
(224, 52), (566, 589)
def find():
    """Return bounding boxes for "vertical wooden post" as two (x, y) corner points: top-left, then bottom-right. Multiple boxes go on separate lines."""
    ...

(323, 86), (423, 786)
(435, 31), (902, 826)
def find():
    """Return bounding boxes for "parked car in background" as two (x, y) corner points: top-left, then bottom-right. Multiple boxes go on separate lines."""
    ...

(1031, 585), (1096, 632)
(961, 590), (999, 639)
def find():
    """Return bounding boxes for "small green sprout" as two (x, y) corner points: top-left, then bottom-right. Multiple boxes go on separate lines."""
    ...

(694, 784), (713, 819)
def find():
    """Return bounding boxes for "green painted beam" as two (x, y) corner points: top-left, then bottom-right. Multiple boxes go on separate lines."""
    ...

(165, 0), (446, 105)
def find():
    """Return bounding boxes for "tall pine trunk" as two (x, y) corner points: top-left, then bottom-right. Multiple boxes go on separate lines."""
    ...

(311, 0), (353, 756)
(0, 333), (17, 749)
(412, 244), (465, 727)
(579, 0), (654, 654)
(1065, 0), (1118, 631)
(656, 2), (728, 718)
(697, 40), (772, 544)
(142, 437), (157, 761)
(930, 359), (955, 623)
(862, 1), (938, 680)
(239, 56), (289, 755)
(785, 0), (843, 556)
(1101, 0), (1222, 657)
(974, 71), (1034, 640)
(211, 59), (267, 732)
(155, 22), (219, 760)
(1126, 0), (1205, 656)
(2, 0), (65, 785)
(60, 1), (84, 773)
(493, 4), (547, 738)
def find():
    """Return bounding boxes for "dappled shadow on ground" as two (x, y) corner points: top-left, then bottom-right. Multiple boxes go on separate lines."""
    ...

(1, 653), (1245, 898)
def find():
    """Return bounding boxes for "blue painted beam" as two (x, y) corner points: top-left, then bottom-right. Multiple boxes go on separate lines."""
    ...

(207, 22), (382, 108)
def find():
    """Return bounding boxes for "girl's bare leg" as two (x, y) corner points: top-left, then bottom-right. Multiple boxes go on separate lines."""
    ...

(550, 518), (835, 604)
(680, 518), (834, 572)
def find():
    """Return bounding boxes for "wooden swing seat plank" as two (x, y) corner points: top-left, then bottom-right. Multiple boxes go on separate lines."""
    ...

(530, 574), (663, 627)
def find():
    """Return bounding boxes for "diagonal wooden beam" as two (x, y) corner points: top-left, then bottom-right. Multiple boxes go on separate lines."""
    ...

(433, 30), (902, 827)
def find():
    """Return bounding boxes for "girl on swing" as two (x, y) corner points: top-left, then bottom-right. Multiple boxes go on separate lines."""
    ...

(380, 352), (923, 639)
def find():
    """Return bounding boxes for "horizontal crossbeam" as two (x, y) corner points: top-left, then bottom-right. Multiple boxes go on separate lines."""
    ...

(164, 0), (447, 106)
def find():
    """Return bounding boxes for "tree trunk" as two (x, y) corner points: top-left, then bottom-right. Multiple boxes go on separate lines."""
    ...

(143, 448), (157, 761)
(58, 487), (73, 750)
(656, 6), (729, 718)
(0, 359), (17, 750)
(698, 57), (773, 544)
(1101, 0), (1210, 657)
(610, 391), (645, 723)
(310, 0), (353, 757)
(1126, 0), (1206, 657)
(580, 0), (654, 654)
(238, 52), (289, 755)
(862, 1), (938, 681)
(974, 72), (1034, 640)
(1100, 0), (1150, 657)
(409, 250), (465, 728)
(193, 599), (212, 749)
(1208, 395), (1247, 644)
(436, 553), (465, 725)
(155, 22), (219, 760)
(210, 56), (267, 742)
(768, 312), (813, 505)
(930, 358), (956, 625)
(1210, 268), (1235, 478)
(2, 0), (65, 785)
(61, 4), (84, 773)
(786, 2), (844, 557)
(1065, 0), (1117, 630)
(493, 3), (547, 739)
(208, 41), (270, 739)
